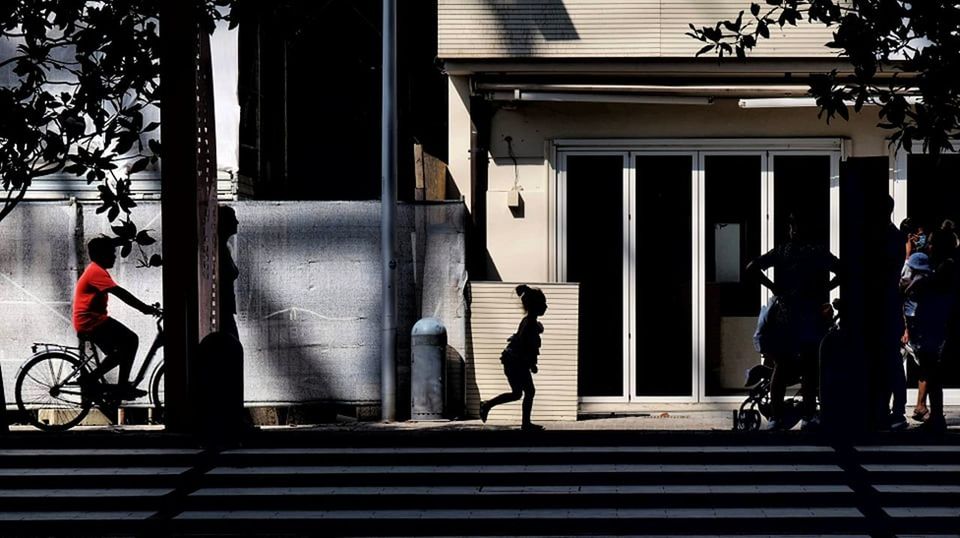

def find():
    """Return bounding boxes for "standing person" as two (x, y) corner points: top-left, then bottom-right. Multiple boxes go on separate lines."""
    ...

(879, 196), (910, 430)
(900, 218), (931, 422)
(74, 237), (161, 399)
(915, 230), (959, 431)
(218, 205), (240, 341)
(747, 213), (840, 430)
(902, 252), (934, 423)
(479, 285), (548, 431)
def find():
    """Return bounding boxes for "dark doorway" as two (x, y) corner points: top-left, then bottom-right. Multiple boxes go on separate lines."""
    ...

(634, 155), (693, 397)
(567, 155), (626, 398)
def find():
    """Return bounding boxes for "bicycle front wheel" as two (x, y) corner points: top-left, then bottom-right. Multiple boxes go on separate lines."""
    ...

(15, 352), (92, 432)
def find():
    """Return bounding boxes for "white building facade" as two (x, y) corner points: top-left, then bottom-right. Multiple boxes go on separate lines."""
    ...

(441, 0), (960, 413)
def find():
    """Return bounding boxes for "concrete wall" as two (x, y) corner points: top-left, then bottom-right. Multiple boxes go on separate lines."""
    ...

(1, 201), (467, 410)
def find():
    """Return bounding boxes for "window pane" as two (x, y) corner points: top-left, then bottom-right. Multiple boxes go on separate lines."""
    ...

(567, 155), (625, 398)
(635, 155), (693, 397)
(704, 155), (762, 396)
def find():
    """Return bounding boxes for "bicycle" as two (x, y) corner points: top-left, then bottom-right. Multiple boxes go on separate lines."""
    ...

(14, 307), (165, 432)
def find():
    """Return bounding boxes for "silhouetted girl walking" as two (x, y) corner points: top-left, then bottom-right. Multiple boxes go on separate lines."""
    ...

(479, 285), (547, 431)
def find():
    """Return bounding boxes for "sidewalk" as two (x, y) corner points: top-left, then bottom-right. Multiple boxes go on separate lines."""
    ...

(11, 408), (958, 434)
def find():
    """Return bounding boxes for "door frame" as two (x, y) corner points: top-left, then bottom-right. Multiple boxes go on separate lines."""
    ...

(554, 138), (844, 408)
(557, 151), (632, 403)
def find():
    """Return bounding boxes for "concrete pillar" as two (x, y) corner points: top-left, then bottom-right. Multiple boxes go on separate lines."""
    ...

(159, 3), (220, 433)
(447, 76), (473, 211)
(828, 156), (894, 437)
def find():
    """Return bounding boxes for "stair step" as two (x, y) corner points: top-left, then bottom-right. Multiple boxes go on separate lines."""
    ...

(0, 488), (173, 498)
(0, 466), (190, 488)
(223, 445), (835, 455)
(185, 484), (858, 510)
(191, 484), (854, 496)
(176, 507), (866, 520)
(874, 485), (960, 493)
(884, 507), (960, 517)
(217, 446), (839, 466)
(171, 507), (870, 534)
(207, 464), (844, 475)
(0, 467), (190, 477)
(0, 511), (156, 521)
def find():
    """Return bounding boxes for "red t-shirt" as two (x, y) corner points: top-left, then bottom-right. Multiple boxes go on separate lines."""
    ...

(73, 262), (117, 334)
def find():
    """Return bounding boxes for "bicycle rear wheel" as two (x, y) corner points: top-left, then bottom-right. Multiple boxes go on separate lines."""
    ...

(15, 352), (92, 432)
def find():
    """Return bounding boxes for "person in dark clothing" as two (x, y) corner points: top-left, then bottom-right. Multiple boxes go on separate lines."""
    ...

(747, 213), (839, 431)
(880, 196), (909, 430)
(218, 205), (240, 340)
(479, 285), (548, 431)
(911, 229), (959, 432)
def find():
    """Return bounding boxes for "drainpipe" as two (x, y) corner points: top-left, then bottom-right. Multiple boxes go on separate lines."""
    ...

(380, 0), (397, 421)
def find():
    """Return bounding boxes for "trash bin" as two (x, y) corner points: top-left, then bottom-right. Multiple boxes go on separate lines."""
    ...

(411, 318), (446, 420)
(196, 332), (244, 444)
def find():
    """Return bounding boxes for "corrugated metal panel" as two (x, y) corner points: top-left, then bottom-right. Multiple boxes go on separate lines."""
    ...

(439, 0), (836, 59)
(23, 173), (236, 202)
(465, 282), (579, 422)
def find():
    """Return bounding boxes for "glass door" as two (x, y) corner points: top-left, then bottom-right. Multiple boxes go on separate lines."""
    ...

(701, 154), (765, 397)
(562, 153), (630, 401)
(631, 154), (696, 400)
(561, 142), (841, 405)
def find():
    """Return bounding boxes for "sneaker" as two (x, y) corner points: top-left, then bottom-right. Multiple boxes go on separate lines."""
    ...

(479, 401), (489, 423)
(77, 375), (98, 399)
(888, 414), (909, 431)
(762, 418), (786, 431)
(917, 417), (947, 433)
(521, 423), (544, 431)
(800, 415), (821, 431)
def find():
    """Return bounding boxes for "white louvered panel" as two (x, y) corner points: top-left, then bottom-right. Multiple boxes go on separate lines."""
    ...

(661, 0), (837, 58)
(439, 0), (837, 59)
(439, 0), (660, 58)
(465, 282), (579, 422)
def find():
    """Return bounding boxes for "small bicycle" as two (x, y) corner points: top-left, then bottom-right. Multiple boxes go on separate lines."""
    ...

(14, 307), (166, 432)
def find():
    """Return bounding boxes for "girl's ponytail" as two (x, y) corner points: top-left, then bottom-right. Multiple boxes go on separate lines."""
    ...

(515, 284), (530, 297)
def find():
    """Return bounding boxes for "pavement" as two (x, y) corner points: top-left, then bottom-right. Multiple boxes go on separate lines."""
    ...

(7, 408), (960, 434)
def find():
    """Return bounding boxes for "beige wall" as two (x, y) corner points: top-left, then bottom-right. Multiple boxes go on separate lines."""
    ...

(473, 98), (888, 280)
(448, 77), (473, 213)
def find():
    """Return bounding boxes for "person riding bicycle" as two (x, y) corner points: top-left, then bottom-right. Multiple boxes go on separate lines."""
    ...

(73, 237), (161, 400)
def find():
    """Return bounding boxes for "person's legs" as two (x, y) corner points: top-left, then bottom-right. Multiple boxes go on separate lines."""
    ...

(915, 357), (930, 419)
(921, 350), (945, 427)
(484, 387), (522, 409)
(917, 380), (928, 408)
(768, 355), (791, 421)
(480, 364), (524, 420)
(887, 342), (907, 423)
(515, 368), (536, 426)
(87, 318), (139, 385)
(800, 345), (820, 419)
